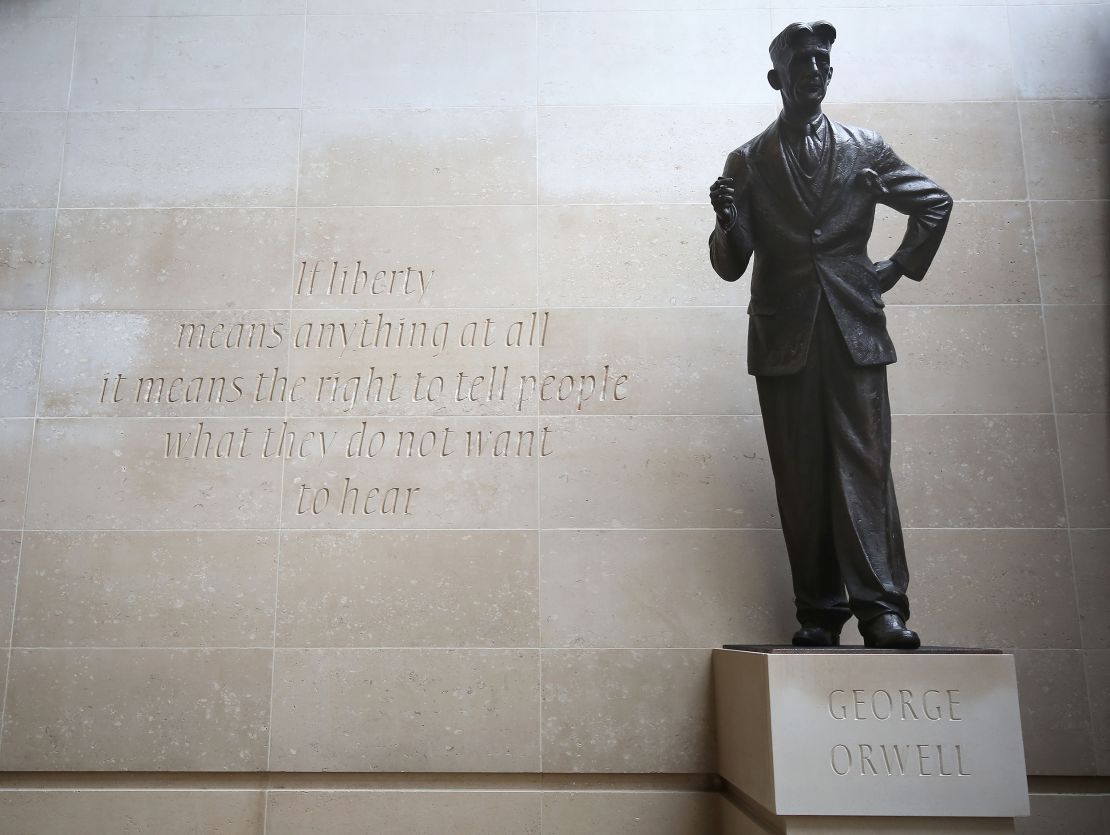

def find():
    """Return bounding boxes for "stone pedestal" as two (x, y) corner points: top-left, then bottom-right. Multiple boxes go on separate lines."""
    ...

(713, 647), (1029, 834)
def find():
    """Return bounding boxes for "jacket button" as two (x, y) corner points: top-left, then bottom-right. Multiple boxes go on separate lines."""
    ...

(813, 228), (823, 237)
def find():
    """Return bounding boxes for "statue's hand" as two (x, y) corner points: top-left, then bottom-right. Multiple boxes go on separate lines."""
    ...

(874, 259), (903, 293)
(710, 176), (737, 226)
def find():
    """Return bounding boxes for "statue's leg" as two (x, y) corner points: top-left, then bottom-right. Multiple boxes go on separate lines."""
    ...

(756, 341), (850, 632)
(820, 315), (910, 624)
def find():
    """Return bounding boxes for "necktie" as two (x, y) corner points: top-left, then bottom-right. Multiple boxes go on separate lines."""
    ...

(799, 121), (822, 178)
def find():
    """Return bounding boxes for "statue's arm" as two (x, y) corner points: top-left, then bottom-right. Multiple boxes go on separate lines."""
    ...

(708, 150), (755, 282)
(871, 142), (953, 284)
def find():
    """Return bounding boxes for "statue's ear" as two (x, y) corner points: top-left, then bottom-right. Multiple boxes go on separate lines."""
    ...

(767, 69), (781, 91)
(827, 66), (833, 85)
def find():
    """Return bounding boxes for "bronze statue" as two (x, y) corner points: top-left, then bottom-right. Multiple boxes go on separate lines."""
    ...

(708, 21), (952, 649)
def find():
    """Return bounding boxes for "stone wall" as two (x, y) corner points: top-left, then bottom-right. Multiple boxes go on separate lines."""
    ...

(0, 0), (1106, 832)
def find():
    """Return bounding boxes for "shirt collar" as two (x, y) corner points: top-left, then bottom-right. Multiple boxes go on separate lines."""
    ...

(778, 111), (826, 141)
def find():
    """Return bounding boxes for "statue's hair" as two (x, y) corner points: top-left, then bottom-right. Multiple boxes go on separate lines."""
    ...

(769, 21), (836, 69)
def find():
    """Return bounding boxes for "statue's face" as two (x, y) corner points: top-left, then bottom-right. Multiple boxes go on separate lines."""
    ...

(774, 36), (833, 107)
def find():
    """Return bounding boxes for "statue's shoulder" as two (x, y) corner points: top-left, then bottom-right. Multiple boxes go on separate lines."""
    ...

(724, 122), (778, 169)
(827, 118), (888, 152)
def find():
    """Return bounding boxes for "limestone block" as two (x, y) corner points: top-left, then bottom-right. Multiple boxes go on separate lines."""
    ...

(1021, 101), (1109, 200)
(0, 209), (53, 309)
(892, 415), (1065, 529)
(0, 16), (74, 110)
(542, 648), (715, 773)
(304, 13), (536, 108)
(269, 648), (541, 772)
(886, 306), (1051, 415)
(52, 209), (296, 311)
(276, 530), (538, 647)
(0, 648), (272, 770)
(1032, 200), (1110, 305)
(13, 531), (279, 648)
(1009, 4), (1110, 99)
(540, 529), (794, 649)
(70, 15), (304, 110)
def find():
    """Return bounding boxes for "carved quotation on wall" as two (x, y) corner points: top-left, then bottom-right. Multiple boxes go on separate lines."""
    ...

(91, 258), (632, 522)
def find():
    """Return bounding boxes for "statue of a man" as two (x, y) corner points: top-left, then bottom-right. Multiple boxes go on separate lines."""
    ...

(708, 21), (952, 649)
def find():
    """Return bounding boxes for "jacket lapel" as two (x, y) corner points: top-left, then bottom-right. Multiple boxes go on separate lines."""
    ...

(813, 120), (860, 224)
(752, 120), (815, 221)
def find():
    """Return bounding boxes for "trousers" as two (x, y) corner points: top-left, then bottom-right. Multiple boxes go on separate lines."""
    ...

(755, 294), (910, 629)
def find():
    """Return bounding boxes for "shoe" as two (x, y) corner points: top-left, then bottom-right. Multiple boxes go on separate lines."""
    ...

(859, 613), (920, 649)
(792, 625), (841, 647)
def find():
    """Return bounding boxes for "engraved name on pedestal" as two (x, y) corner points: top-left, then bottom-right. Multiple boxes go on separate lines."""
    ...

(824, 685), (969, 778)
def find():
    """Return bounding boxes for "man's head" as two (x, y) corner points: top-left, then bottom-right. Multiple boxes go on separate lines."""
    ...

(767, 21), (836, 111)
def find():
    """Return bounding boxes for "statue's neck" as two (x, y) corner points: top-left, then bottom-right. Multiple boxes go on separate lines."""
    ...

(780, 100), (823, 129)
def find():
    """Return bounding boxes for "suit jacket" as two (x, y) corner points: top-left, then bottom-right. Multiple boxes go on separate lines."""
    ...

(709, 117), (953, 376)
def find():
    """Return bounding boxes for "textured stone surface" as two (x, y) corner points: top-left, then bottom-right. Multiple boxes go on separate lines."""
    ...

(1009, 4), (1110, 100)
(13, 532), (278, 648)
(540, 529), (794, 648)
(0, 113), (66, 208)
(62, 110), (300, 208)
(1014, 650), (1096, 776)
(0, 17), (74, 110)
(893, 415), (1066, 529)
(542, 648), (714, 773)
(1033, 200), (1110, 304)
(1088, 650), (1110, 775)
(1043, 305), (1109, 413)
(905, 529), (1080, 650)
(0, 791), (266, 835)
(0, 419), (32, 530)
(70, 15), (304, 110)
(1017, 794), (1110, 835)
(52, 208), (296, 310)
(1058, 413), (1110, 528)
(269, 648), (541, 772)
(1073, 530), (1110, 650)
(305, 14), (536, 108)
(0, 531), (18, 650)
(276, 530), (538, 647)
(1021, 100), (1109, 200)
(268, 791), (541, 835)
(542, 791), (720, 835)
(300, 108), (536, 207)
(0, 209), (53, 309)
(0, 311), (43, 417)
(0, 648), (272, 770)
(886, 305), (1051, 414)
